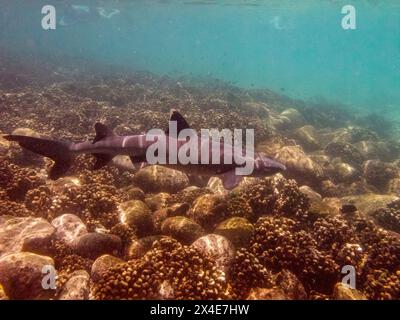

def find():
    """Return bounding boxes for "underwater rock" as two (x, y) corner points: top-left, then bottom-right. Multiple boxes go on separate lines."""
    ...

(332, 160), (360, 183)
(322, 197), (343, 216)
(214, 217), (254, 248)
(0, 135), (10, 157)
(91, 254), (124, 282)
(123, 187), (145, 201)
(371, 200), (400, 233)
(363, 160), (397, 190)
(307, 195), (338, 220)
(341, 194), (399, 217)
(294, 125), (321, 151)
(119, 200), (153, 237)
(126, 235), (169, 260)
(207, 176), (227, 195)
(320, 179), (342, 197)
(333, 283), (367, 300)
(133, 165), (189, 193)
(308, 154), (335, 177)
(0, 216), (55, 258)
(299, 185), (322, 202)
(0, 283), (8, 300)
(191, 234), (235, 276)
(189, 194), (228, 231)
(273, 108), (306, 130)
(74, 233), (122, 259)
(388, 178), (400, 194)
(242, 101), (271, 118)
(273, 269), (307, 300)
(51, 214), (87, 246)
(152, 203), (190, 233)
(0, 252), (54, 300)
(274, 145), (324, 186)
(161, 216), (205, 245)
(355, 140), (392, 161)
(145, 193), (171, 211)
(167, 186), (210, 206)
(246, 287), (289, 300)
(58, 270), (90, 300)
(325, 141), (364, 167)
(256, 135), (293, 156)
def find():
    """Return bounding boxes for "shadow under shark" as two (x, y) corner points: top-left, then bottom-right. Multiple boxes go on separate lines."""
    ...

(3, 110), (285, 190)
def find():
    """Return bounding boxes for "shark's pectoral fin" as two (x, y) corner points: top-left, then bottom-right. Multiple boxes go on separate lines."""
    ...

(93, 153), (114, 170)
(219, 171), (243, 190)
(93, 123), (116, 144)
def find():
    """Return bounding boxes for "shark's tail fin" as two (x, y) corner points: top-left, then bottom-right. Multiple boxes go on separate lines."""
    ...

(3, 135), (73, 180)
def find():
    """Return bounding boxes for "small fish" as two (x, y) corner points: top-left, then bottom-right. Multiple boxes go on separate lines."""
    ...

(4, 110), (285, 190)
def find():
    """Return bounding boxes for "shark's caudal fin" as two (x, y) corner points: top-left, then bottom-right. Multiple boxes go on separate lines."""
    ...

(3, 135), (72, 180)
(92, 123), (116, 170)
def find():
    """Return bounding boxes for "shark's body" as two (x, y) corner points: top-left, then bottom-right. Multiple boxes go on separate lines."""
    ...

(4, 110), (285, 189)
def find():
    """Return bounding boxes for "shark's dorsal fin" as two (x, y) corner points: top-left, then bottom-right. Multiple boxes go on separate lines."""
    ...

(166, 109), (190, 135)
(93, 123), (115, 144)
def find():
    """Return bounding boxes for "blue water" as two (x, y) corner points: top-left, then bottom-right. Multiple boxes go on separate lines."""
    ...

(1, 0), (399, 114)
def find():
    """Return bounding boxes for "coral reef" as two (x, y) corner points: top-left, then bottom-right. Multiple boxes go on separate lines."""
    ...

(1, 59), (400, 301)
(92, 238), (228, 300)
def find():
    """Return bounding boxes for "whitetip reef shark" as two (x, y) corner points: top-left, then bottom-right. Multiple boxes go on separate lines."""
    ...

(3, 110), (286, 190)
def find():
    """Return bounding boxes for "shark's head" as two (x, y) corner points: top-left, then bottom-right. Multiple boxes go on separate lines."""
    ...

(252, 152), (286, 177)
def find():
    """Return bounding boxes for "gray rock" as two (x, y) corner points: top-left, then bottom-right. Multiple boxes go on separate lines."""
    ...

(51, 214), (87, 246)
(325, 141), (364, 167)
(274, 269), (307, 300)
(355, 140), (392, 161)
(207, 177), (228, 195)
(332, 160), (360, 183)
(0, 252), (54, 299)
(126, 235), (169, 260)
(275, 145), (324, 186)
(294, 125), (321, 151)
(0, 283), (9, 300)
(214, 217), (254, 248)
(119, 200), (153, 236)
(189, 194), (227, 231)
(341, 194), (399, 216)
(299, 185), (322, 202)
(58, 270), (90, 300)
(152, 203), (190, 233)
(133, 165), (189, 193)
(123, 187), (145, 201)
(74, 233), (122, 259)
(0, 216), (55, 258)
(333, 283), (367, 300)
(145, 193), (171, 211)
(363, 160), (397, 190)
(91, 255), (124, 282)
(161, 216), (205, 245)
(273, 108), (306, 130)
(192, 234), (235, 276)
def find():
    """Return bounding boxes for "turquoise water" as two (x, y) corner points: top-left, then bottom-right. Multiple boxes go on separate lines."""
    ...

(1, 0), (399, 114)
